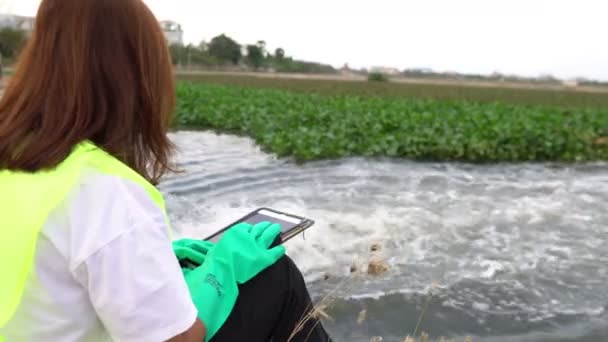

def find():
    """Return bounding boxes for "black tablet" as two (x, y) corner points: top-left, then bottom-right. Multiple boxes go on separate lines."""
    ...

(204, 207), (315, 246)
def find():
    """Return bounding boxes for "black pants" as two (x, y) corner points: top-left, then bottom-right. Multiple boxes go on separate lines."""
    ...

(211, 256), (332, 342)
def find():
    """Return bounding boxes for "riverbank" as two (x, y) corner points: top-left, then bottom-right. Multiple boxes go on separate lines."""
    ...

(174, 82), (608, 163)
(176, 72), (608, 109)
(175, 70), (608, 93)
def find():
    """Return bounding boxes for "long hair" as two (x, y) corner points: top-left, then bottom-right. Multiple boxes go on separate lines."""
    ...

(0, 0), (176, 184)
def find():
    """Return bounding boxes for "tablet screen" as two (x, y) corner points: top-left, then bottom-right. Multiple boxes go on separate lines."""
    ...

(244, 209), (303, 232)
(206, 209), (304, 243)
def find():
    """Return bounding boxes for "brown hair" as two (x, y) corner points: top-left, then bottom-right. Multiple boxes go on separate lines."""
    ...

(0, 0), (176, 184)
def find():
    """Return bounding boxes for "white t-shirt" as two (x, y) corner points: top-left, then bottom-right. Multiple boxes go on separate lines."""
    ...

(1, 172), (198, 342)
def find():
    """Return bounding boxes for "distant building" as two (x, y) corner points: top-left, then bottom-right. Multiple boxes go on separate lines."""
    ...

(0, 14), (35, 33)
(339, 63), (359, 78)
(369, 66), (400, 75)
(0, 14), (184, 46)
(160, 20), (183, 46)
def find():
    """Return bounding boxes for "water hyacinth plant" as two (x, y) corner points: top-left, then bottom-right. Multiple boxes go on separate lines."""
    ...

(174, 83), (608, 163)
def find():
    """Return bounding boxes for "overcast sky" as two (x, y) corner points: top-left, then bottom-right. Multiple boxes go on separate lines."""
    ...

(2, 0), (607, 80)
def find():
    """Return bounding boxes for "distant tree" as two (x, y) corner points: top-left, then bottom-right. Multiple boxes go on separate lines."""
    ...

(170, 43), (218, 68)
(185, 44), (196, 67)
(169, 43), (186, 66)
(170, 36), (336, 73)
(368, 72), (389, 82)
(208, 34), (241, 65)
(246, 44), (265, 69)
(274, 48), (285, 61)
(256, 40), (266, 54)
(537, 73), (560, 85)
(191, 52), (216, 66)
(0, 28), (27, 60)
(273, 58), (336, 74)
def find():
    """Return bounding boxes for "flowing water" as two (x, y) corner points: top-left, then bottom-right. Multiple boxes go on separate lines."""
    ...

(161, 131), (608, 342)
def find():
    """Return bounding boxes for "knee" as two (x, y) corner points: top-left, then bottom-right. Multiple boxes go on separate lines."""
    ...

(262, 254), (306, 288)
(278, 254), (298, 271)
(270, 254), (300, 277)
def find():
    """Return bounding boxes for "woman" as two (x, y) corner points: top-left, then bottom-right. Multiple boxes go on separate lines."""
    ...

(0, 0), (331, 341)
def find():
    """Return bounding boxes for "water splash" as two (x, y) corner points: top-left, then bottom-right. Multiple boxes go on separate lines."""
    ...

(161, 131), (608, 341)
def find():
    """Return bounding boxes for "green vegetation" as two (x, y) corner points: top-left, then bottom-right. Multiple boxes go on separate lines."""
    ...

(170, 44), (218, 67)
(176, 73), (608, 109)
(174, 82), (608, 163)
(368, 72), (390, 82)
(245, 41), (266, 70)
(207, 34), (242, 65)
(170, 34), (336, 73)
(0, 27), (27, 61)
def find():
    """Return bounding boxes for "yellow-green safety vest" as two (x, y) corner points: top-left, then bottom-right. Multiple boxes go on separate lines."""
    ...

(0, 141), (168, 338)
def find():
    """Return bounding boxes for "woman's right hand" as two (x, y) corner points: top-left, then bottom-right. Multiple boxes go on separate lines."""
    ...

(212, 221), (286, 284)
(173, 239), (215, 268)
(180, 222), (286, 341)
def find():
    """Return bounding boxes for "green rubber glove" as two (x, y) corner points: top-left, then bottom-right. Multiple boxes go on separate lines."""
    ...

(173, 239), (215, 267)
(183, 221), (286, 341)
(218, 221), (286, 284)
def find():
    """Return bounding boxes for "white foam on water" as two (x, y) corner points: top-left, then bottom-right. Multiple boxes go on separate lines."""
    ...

(478, 260), (506, 279)
(473, 302), (491, 311)
(163, 132), (608, 325)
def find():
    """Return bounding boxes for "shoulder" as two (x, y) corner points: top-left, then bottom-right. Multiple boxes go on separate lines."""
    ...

(44, 170), (168, 270)
(73, 170), (166, 235)
(76, 171), (165, 224)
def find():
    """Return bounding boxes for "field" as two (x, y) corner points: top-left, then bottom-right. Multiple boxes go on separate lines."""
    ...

(176, 72), (608, 109)
(174, 80), (608, 163)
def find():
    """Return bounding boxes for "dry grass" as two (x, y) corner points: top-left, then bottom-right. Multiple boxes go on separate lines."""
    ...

(288, 243), (473, 342)
(287, 266), (360, 341)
